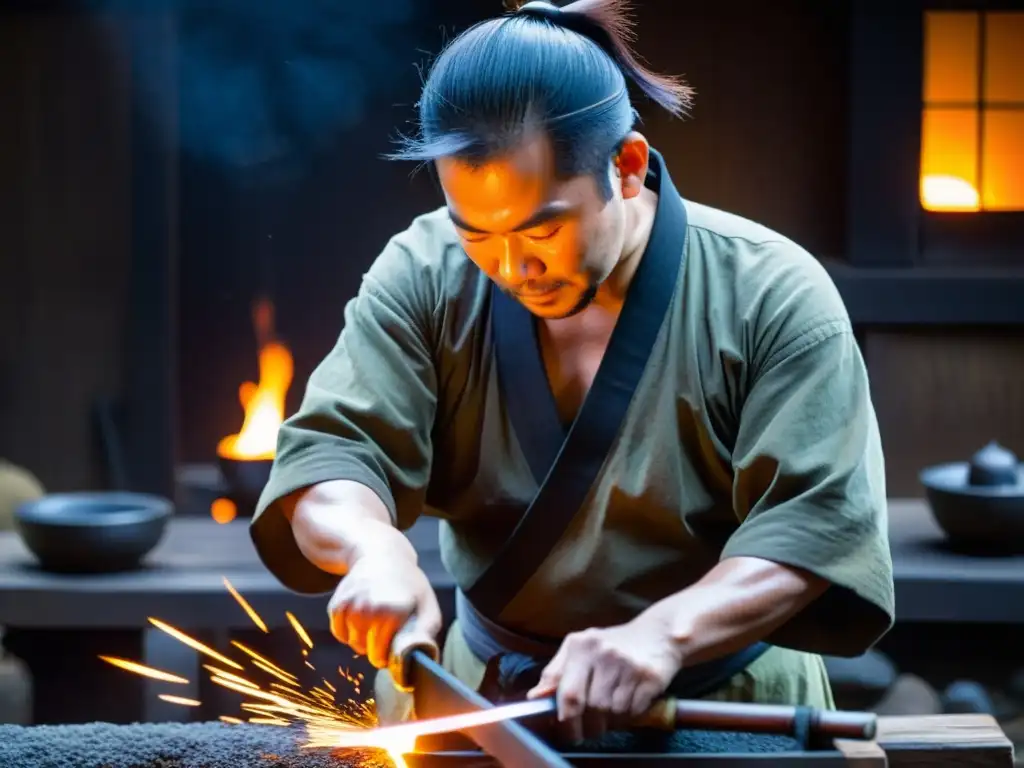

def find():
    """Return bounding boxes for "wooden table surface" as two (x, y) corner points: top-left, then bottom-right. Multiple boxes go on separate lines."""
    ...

(1, 498), (1023, 630)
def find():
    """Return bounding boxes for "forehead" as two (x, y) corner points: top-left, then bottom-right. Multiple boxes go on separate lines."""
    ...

(436, 135), (587, 231)
(436, 132), (557, 210)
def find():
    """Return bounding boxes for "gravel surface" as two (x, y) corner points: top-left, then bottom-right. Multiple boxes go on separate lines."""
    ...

(0, 722), (393, 768)
(0, 721), (806, 767)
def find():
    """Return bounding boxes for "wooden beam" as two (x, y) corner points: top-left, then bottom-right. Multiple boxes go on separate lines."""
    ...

(875, 714), (1015, 767)
(834, 738), (888, 767)
(824, 260), (1024, 326)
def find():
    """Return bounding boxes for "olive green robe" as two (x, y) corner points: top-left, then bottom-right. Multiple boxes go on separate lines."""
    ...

(250, 159), (894, 719)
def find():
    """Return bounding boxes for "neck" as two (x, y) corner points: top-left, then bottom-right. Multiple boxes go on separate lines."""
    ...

(594, 187), (659, 310)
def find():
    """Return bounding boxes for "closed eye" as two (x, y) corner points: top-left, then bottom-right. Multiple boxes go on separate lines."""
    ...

(457, 229), (488, 244)
(525, 226), (562, 241)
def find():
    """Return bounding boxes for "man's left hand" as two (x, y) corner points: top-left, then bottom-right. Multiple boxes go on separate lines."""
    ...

(525, 612), (683, 741)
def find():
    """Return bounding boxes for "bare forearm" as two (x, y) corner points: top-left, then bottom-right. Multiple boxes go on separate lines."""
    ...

(283, 480), (417, 577)
(642, 557), (829, 666)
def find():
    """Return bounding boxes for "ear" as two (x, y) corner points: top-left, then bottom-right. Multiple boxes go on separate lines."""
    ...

(614, 132), (650, 200)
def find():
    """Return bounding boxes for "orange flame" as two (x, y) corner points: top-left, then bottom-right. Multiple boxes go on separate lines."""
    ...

(216, 298), (293, 462)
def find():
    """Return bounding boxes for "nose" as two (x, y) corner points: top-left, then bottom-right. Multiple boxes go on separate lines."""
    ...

(497, 237), (541, 286)
(498, 237), (526, 286)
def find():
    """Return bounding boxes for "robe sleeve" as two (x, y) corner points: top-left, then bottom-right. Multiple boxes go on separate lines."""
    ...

(720, 317), (895, 657)
(249, 234), (440, 595)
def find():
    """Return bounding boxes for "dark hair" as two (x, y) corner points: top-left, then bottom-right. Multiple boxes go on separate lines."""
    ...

(385, 0), (693, 198)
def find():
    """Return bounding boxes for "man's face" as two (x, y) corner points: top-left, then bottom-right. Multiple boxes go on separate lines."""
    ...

(436, 134), (627, 319)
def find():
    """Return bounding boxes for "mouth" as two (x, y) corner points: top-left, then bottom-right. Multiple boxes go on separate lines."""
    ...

(515, 284), (564, 301)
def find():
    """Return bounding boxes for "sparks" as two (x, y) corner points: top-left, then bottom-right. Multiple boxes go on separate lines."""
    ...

(99, 656), (189, 685)
(147, 618), (245, 670)
(202, 664), (260, 690)
(253, 658), (300, 685)
(223, 576), (269, 632)
(158, 694), (202, 707)
(249, 716), (291, 726)
(102, 581), (415, 767)
(286, 611), (314, 649)
(230, 640), (296, 681)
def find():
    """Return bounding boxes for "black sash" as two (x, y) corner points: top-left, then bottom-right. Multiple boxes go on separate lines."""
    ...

(465, 149), (687, 618)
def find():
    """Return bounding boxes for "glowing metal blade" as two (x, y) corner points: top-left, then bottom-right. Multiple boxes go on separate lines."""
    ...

(330, 697), (557, 749)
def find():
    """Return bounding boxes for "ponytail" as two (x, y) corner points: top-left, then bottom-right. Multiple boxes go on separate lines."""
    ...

(511, 0), (694, 118)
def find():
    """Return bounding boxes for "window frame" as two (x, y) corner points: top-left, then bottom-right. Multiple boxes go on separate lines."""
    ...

(847, 0), (1024, 269)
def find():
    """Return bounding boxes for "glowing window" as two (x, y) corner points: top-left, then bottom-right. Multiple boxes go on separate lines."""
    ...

(921, 11), (1024, 212)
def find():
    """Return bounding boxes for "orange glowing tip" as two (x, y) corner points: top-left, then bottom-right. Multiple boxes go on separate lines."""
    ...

(219, 716), (243, 725)
(159, 694), (202, 707)
(286, 611), (314, 649)
(147, 618), (244, 670)
(99, 656), (189, 685)
(308, 698), (557, 751)
(222, 577), (269, 632)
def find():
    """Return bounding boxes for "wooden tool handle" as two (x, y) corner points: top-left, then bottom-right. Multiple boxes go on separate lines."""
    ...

(387, 621), (441, 692)
(635, 698), (877, 741)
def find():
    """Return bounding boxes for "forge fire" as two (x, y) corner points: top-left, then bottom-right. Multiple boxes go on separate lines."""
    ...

(211, 298), (294, 525)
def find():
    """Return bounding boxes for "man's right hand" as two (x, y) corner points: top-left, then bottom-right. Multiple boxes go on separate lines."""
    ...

(286, 480), (442, 670)
(326, 552), (443, 670)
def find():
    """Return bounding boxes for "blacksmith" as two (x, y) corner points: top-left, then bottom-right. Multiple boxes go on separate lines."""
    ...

(250, 0), (895, 740)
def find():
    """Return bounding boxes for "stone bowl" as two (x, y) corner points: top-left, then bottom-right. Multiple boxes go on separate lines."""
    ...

(14, 492), (173, 573)
(217, 456), (272, 514)
(920, 442), (1024, 553)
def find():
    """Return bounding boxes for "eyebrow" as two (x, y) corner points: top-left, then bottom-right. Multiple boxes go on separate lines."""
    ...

(448, 201), (575, 235)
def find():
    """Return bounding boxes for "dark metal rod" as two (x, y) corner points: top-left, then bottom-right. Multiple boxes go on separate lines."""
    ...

(403, 752), (855, 767)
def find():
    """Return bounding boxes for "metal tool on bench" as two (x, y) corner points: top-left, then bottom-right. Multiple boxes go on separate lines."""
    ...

(387, 632), (575, 768)
(376, 629), (879, 767)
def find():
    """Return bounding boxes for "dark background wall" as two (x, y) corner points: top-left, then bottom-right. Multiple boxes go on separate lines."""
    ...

(174, 0), (851, 463)
(1, 0), (1020, 499)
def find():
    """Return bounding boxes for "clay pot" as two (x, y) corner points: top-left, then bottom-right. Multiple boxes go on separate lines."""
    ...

(920, 442), (1024, 552)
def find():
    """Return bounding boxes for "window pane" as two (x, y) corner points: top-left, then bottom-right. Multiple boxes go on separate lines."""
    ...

(924, 12), (979, 103)
(981, 110), (1024, 211)
(921, 108), (980, 211)
(984, 12), (1024, 103)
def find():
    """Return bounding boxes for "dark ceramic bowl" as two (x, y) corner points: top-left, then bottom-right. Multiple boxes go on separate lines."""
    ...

(217, 456), (272, 513)
(14, 492), (173, 573)
(920, 462), (1024, 552)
